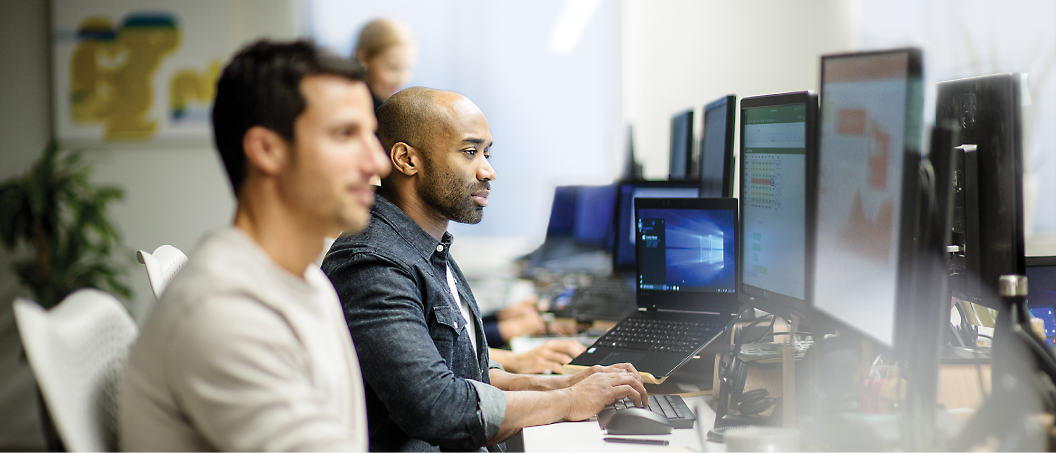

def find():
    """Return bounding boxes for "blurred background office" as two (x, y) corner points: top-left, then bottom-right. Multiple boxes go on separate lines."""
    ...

(0, 0), (1053, 449)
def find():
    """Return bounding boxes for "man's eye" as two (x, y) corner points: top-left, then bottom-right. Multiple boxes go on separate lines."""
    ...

(336, 126), (356, 139)
(464, 149), (476, 157)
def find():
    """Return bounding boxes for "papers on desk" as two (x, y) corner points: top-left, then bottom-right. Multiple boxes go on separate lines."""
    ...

(737, 341), (813, 363)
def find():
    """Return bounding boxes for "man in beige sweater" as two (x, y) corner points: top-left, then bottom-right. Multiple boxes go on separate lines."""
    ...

(119, 39), (389, 451)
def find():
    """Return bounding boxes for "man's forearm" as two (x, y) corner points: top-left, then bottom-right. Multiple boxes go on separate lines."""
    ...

(487, 389), (571, 444)
(488, 368), (567, 391)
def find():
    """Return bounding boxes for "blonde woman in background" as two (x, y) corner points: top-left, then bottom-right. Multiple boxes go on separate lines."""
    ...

(354, 18), (417, 111)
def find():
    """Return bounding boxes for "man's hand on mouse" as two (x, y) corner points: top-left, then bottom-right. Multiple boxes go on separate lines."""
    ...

(561, 364), (648, 421)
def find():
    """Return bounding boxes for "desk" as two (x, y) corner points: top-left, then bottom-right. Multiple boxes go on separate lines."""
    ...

(523, 396), (721, 451)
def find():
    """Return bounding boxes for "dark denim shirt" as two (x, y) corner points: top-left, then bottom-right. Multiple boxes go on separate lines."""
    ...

(322, 194), (506, 452)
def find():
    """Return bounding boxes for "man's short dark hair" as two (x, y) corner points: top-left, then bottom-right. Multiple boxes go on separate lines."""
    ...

(211, 39), (365, 195)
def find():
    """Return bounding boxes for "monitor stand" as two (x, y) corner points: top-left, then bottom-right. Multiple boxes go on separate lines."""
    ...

(948, 277), (1056, 450)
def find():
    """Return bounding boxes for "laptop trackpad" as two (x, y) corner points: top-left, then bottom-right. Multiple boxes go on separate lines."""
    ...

(599, 352), (645, 367)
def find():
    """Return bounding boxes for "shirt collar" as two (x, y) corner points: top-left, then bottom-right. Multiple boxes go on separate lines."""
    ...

(372, 193), (455, 261)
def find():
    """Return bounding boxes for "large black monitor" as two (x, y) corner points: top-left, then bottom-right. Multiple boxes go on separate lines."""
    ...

(936, 73), (1026, 309)
(738, 91), (817, 318)
(612, 181), (701, 271)
(811, 49), (924, 350)
(669, 110), (695, 180)
(699, 95), (737, 198)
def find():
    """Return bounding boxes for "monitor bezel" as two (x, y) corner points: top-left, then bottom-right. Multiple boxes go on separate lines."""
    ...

(737, 91), (818, 319)
(699, 95), (737, 198)
(1027, 256), (1056, 268)
(808, 48), (925, 350)
(634, 197), (741, 314)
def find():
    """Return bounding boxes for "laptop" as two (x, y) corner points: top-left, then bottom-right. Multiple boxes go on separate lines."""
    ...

(1026, 256), (1056, 346)
(565, 197), (741, 383)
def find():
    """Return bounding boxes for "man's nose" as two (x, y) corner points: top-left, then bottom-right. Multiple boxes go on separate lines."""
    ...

(478, 157), (497, 181)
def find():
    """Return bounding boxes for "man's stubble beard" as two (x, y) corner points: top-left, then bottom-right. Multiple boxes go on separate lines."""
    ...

(419, 158), (488, 225)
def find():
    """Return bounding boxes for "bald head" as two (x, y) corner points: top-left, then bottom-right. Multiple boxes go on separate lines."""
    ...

(374, 86), (496, 233)
(377, 87), (445, 153)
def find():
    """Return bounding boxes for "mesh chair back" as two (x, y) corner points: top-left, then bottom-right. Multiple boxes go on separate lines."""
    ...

(136, 245), (188, 300)
(13, 289), (138, 452)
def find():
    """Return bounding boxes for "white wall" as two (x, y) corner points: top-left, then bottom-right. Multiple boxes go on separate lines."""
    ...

(0, 1), (52, 447)
(310, 0), (624, 250)
(621, 0), (861, 183)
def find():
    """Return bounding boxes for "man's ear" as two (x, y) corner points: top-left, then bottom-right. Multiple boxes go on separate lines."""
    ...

(243, 126), (288, 176)
(355, 49), (368, 67)
(390, 142), (420, 176)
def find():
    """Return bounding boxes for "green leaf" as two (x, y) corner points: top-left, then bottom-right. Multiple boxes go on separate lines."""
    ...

(0, 140), (133, 310)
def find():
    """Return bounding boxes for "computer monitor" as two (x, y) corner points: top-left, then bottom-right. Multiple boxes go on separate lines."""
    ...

(936, 73), (1026, 309)
(811, 48), (924, 349)
(669, 110), (694, 180)
(1027, 257), (1056, 346)
(573, 185), (618, 250)
(739, 91), (817, 318)
(700, 95), (737, 198)
(622, 125), (644, 181)
(543, 185), (618, 248)
(544, 185), (578, 238)
(612, 181), (701, 271)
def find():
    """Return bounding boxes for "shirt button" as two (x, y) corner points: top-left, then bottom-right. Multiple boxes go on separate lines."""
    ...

(436, 244), (445, 253)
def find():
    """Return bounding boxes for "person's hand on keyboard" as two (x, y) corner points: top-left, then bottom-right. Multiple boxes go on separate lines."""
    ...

(561, 364), (648, 421)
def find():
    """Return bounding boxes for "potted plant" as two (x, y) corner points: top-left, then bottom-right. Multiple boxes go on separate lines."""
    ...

(0, 140), (132, 309)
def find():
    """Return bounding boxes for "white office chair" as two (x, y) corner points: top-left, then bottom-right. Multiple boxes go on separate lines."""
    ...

(13, 289), (138, 452)
(136, 245), (188, 300)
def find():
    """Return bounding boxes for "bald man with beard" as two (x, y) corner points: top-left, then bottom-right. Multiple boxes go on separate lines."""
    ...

(322, 87), (648, 452)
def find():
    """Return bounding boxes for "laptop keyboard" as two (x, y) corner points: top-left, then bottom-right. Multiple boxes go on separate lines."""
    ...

(594, 317), (726, 353)
(599, 394), (697, 429)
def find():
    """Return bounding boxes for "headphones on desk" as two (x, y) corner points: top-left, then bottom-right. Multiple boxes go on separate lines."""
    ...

(718, 318), (777, 417)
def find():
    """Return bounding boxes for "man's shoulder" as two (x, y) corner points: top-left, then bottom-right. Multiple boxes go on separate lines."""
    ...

(327, 215), (420, 267)
(144, 228), (313, 338)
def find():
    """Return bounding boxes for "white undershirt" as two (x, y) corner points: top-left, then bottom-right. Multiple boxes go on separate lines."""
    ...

(446, 265), (477, 353)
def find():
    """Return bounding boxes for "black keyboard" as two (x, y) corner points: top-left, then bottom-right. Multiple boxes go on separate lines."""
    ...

(598, 394), (697, 429)
(594, 317), (725, 353)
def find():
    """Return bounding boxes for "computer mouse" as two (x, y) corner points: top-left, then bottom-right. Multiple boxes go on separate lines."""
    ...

(604, 408), (674, 435)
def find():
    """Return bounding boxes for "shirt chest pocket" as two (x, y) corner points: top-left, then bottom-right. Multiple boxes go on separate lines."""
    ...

(429, 299), (483, 380)
(429, 305), (465, 358)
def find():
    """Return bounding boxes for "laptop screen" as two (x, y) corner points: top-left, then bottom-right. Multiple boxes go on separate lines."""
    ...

(1027, 257), (1056, 345)
(634, 197), (740, 313)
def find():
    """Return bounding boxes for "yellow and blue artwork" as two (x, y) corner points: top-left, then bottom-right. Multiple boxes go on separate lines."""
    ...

(52, 0), (293, 146)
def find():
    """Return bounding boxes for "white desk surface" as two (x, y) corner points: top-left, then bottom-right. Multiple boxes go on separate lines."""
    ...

(523, 395), (724, 452)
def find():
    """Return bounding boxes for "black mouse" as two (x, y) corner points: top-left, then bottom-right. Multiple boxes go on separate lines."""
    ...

(604, 408), (674, 435)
